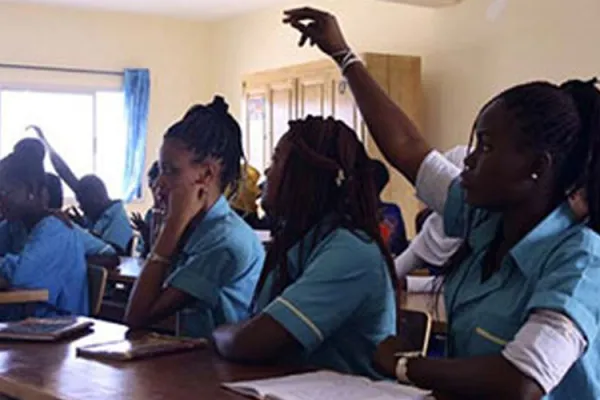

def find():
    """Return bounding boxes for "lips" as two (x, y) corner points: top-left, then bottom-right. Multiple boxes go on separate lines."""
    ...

(460, 171), (475, 189)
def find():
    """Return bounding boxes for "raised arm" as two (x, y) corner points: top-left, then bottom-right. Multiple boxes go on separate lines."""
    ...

(28, 125), (80, 193)
(283, 8), (432, 183)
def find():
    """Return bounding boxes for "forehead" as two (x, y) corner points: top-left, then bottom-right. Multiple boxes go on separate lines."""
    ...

(474, 98), (522, 140)
(161, 138), (193, 162)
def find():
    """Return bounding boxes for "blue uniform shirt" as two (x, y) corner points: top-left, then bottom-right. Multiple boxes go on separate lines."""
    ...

(256, 222), (397, 379)
(0, 216), (89, 321)
(443, 179), (600, 400)
(87, 201), (133, 254)
(165, 196), (264, 338)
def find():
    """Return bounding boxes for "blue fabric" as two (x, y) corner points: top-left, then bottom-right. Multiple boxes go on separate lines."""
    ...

(75, 226), (116, 256)
(122, 68), (150, 201)
(135, 209), (153, 257)
(165, 196), (265, 339)
(257, 223), (396, 379)
(87, 201), (133, 254)
(443, 179), (600, 400)
(0, 216), (89, 321)
(379, 202), (408, 255)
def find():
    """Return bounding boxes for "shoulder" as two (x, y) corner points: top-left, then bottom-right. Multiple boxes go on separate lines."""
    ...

(309, 227), (387, 274)
(186, 210), (264, 262)
(547, 226), (600, 268)
(31, 216), (76, 240)
(107, 201), (128, 219)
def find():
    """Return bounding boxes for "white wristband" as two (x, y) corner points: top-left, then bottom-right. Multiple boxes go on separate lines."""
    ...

(395, 357), (412, 384)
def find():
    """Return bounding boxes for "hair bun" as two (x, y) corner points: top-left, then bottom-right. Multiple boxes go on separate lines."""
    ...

(211, 96), (229, 114)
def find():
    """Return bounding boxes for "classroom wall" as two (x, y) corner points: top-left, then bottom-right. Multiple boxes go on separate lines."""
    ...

(209, 0), (600, 151)
(0, 2), (213, 212)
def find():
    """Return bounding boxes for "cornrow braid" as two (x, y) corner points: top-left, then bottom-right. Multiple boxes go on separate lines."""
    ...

(164, 96), (245, 195)
(252, 116), (397, 307)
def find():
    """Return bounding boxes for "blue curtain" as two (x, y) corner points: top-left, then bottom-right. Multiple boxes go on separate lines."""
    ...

(122, 68), (150, 201)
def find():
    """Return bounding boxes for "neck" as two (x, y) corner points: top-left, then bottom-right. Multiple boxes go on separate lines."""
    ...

(21, 210), (48, 232)
(88, 199), (113, 222)
(501, 194), (561, 247)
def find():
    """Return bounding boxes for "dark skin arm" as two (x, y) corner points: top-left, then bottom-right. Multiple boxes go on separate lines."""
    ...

(213, 314), (303, 364)
(29, 125), (80, 193)
(124, 218), (194, 329)
(283, 8), (432, 184)
(374, 337), (544, 400)
(0, 276), (9, 290)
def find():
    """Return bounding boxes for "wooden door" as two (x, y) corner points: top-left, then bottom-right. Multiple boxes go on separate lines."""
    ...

(330, 75), (361, 138)
(242, 82), (270, 171)
(269, 79), (296, 156)
(297, 73), (330, 118)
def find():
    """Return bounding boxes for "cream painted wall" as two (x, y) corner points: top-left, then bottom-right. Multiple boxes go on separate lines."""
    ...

(0, 2), (212, 212)
(209, 0), (600, 151)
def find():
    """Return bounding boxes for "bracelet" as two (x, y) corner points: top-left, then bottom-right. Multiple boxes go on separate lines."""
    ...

(341, 56), (362, 75)
(395, 357), (412, 384)
(148, 252), (170, 265)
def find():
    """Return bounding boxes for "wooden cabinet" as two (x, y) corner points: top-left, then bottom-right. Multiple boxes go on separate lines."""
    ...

(242, 54), (422, 237)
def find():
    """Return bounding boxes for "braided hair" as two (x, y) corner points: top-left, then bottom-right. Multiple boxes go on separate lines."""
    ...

(442, 78), (600, 282)
(253, 116), (397, 304)
(164, 96), (245, 195)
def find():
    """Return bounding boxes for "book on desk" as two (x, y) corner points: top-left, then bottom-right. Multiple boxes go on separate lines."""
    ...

(0, 317), (93, 341)
(223, 371), (430, 400)
(76, 333), (207, 361)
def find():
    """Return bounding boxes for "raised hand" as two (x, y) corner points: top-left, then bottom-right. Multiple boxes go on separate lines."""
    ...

(131, 211), (150, 245)
(67, 206), (86, 227)
(26, 125), (49, 147)
(283, 7), (350, 56)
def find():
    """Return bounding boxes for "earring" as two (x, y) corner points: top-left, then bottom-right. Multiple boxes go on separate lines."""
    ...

(531, 173), (539, 181)
(28, 193), (34, 200)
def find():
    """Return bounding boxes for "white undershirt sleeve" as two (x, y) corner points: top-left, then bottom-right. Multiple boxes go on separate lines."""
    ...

(415, 150), (462, 215)
(502, 310), (586, 394)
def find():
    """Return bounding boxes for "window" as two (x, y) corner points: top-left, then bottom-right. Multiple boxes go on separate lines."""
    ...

(0, 89), (127, 199)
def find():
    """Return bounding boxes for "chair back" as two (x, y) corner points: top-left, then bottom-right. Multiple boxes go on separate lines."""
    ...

(87, 265), (108, 316)
(396, 308), (433, 357)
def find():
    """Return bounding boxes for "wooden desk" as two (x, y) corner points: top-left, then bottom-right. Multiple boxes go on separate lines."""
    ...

(0, 289), (48, 305)
(0, 319), (301, 400)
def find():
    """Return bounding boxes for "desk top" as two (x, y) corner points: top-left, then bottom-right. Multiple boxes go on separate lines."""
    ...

(0, 318), (301, 400)
(0, 289), (49, 305)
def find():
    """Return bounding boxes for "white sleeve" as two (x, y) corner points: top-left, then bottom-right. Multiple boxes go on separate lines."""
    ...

(415, 150), (462, 215)
(502, 310), (586, 394)
(394, 247), (425, 278)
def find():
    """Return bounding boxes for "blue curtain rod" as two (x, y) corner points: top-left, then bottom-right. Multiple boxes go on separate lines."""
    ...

(0, 62), (123, 77)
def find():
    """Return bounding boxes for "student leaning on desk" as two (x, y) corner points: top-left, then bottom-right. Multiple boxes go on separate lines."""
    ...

(282, 7), (600, 400)
(124, 96), (265, 339)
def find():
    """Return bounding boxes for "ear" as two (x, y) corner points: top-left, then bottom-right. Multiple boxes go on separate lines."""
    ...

(193, 159), (221, 189)
(531, 151), (553, 181)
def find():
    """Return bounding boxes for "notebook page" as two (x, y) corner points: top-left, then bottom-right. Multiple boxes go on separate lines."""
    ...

(224, 371), (429, 400)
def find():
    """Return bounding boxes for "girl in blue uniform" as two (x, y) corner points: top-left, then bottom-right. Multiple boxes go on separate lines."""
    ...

(284, 8), (600, 400)
(125, 97), (265, 339)
(0, 152), (89, 321)
(212, 116), (397, 379)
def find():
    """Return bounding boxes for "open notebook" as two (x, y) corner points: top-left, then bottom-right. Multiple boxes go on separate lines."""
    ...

(222, 371), (430, 400)
(0, 317), (94, 341)
(76, 333), (207, 361)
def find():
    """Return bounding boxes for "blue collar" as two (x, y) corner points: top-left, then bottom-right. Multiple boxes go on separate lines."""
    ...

(181, 195), (231, 252)
(509, 202), (578, 278)
(204, 195), (230, 222)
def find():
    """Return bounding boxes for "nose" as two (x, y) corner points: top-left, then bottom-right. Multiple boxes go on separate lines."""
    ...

(463, 147), (478, 171)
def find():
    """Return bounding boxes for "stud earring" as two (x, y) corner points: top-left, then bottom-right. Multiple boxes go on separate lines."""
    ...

(531, 173), (539, 181)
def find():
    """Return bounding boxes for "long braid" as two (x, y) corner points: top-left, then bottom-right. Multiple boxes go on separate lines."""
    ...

(253, 116), (397, 305)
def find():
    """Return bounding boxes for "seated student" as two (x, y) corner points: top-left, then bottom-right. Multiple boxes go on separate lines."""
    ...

(30, 125), (133, 255)
(285, 8), (600, 399)
(212, 116), (397, 379)
(371, 159), (408, 256)
(124, 96), (265, 339)
(0, 152), (89, 321)
(42, 171), (119, 268)
(227, 163), (262, 228)
(132, 161), (165, 258)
